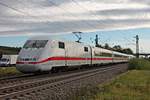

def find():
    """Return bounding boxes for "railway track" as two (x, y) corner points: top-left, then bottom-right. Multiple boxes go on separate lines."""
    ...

(0, 64), (115, 88)
(0, 73), (34, 80)
(0, 73), (47, 88)
(0, 69), (84, 88)
(0, 64), (128, 100)
(0, 68), (94, 88)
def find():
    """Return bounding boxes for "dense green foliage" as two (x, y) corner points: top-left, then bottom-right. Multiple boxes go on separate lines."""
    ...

(129, 58), (150, 70)
(74, 70), (150, 100)
(0, 46), (21, 55)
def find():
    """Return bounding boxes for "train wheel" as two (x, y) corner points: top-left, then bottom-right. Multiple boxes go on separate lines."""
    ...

(51, 67), (59, 73)
(61, 66), (68, 72)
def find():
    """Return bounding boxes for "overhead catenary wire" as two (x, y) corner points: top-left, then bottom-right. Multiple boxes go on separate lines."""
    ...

(0, 1), (70, 33)
(0, 1), (37, 17)
(0, 0), (100, 34)
(71, 0), (105, 28)
(47, 0), (98, 30)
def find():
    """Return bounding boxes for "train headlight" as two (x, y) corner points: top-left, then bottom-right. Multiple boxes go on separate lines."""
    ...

(18, 57), (37, 61)
(33, 58), (37, 61)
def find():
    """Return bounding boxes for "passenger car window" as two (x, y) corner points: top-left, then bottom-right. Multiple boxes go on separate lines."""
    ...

(84, 47), (88, 52)
(59, 42), (65, 49)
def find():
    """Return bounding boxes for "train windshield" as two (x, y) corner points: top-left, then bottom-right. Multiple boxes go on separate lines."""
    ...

(23, 40), (48, 49)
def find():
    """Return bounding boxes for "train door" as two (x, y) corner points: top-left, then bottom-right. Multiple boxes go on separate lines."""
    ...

(58, 41), (66, 66)
(89, 46), (93, 65)
(65, 47), (68, 66)
(65, 42), (76, 66)
(84, 46), (91, 65)
(112, 52), (114, 63)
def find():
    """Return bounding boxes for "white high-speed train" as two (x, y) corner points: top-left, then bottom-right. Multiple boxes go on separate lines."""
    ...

(16, 36), (134, 73)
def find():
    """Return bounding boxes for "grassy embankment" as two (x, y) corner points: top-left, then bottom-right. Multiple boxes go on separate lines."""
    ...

(0, 67), (21, 77)
(74, 59), (150, 100)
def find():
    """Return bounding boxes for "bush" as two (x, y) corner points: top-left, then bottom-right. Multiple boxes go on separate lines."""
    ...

(128, 58), (150, 70)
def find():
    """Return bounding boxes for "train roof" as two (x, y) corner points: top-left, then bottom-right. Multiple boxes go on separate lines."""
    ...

(112, 51), (131, 56)
(28, 36), (90, 46)
(28, 36), (134, 57)
(93, 46), (112, 53)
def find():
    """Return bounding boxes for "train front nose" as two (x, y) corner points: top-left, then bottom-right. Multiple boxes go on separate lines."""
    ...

(16, 64), (40, 73)
(16, 49), (42, 73)
(16, 40), (48, 73)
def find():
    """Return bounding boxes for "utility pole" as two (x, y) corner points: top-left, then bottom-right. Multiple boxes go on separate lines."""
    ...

(95, 34), (99, 47)
(0, 52), (2, 59)
(135, 35), (139, 58)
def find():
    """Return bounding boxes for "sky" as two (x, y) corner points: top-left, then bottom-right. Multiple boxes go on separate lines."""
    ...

(0, 28), (150, 53)
(0, 0), (150, 53)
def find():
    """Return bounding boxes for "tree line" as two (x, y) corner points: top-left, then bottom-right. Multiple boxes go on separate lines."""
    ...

(0, 46), (21, 55)
(96, 43), (133, 54)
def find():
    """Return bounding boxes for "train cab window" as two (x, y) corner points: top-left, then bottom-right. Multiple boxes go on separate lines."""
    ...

(23, 40), (48, 49)
(84, 47), (88, 52)
(59, 42), (65, 49)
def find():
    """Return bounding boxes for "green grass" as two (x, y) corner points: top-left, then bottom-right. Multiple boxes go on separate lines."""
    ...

(74, 70), (150, 100)
(0, 67), (21, 77)
(95, 70), (150, 100)
(72, 59), (150, 100)
(128, 58), (150, 70)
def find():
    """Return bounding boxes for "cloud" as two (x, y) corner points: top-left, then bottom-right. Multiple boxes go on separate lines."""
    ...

(0, 0), (150, 36)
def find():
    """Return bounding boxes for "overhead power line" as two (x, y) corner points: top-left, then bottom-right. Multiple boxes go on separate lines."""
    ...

(0, 2), (26, 15)
(0, 1), (72, 33)
(71, 0), (104, 26)
(0, 0), (104, 34)
(48, 0), (98, 30)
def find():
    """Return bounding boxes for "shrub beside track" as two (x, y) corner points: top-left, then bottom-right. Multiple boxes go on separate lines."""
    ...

(128, 58), (150, 70)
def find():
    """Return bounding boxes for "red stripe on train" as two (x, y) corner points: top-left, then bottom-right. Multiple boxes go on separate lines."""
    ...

(16, 57), (113, 64)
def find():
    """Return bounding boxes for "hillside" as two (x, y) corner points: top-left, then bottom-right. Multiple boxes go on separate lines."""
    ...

(0, 46), (21, 55)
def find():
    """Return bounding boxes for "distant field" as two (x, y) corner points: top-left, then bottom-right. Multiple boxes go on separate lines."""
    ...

(0, 67), (21, 77)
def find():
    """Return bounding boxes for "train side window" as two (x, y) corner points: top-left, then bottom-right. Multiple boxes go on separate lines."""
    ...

(84, 47), (88, 52)
(58, 42), (65, 49)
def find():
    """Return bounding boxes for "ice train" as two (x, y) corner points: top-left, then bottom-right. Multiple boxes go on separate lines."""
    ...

(16, 36), (134, 73)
